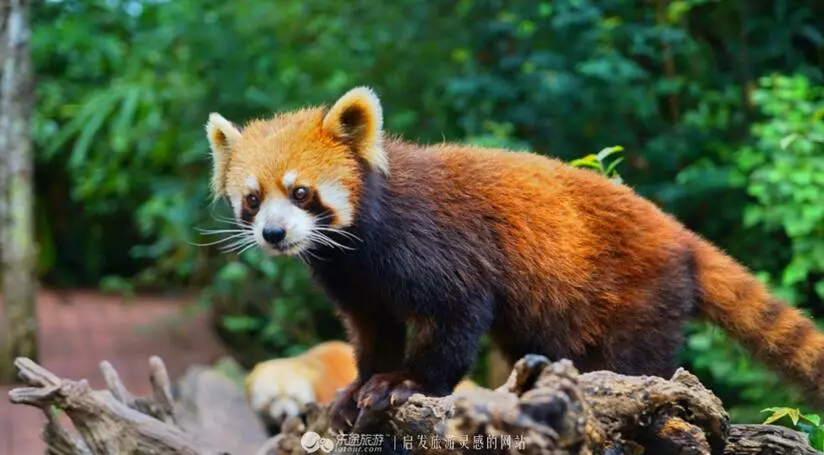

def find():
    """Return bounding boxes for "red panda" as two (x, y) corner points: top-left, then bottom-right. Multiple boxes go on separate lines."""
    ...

(207, 86), (824, 432)
(244, 341), (357, 429)
(244, 340), (479, 430)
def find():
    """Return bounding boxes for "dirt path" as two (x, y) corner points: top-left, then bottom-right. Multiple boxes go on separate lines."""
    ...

(0, 289), (227, 454)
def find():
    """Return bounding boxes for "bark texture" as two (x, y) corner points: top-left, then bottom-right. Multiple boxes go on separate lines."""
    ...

(0, 0), (38, 383)
(7, 354), (821, 455)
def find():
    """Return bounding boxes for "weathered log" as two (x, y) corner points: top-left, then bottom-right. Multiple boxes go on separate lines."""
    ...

(8, 355), (268, 454)
(273, 356), (814, 455)
(174, 364), (269, 454)
(8, 357), (217, 454)
(42, 410), (92, 455)
(724, 424), (820, 455)
(8, 354), (821, 455)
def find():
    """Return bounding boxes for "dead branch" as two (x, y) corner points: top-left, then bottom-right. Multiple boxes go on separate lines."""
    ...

(9, 357), (220, 454)
(174, 364), (269, 454)
(43, 410), (92, 455)
(275, 356), (813, 455)
(8, 354), (821, 455)
(724, 424), (820, 455)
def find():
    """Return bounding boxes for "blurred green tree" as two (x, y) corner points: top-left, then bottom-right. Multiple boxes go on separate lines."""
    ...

(30, 0), (824, 419)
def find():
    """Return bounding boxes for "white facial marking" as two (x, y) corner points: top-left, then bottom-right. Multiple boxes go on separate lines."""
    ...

(226, 177), (260, 219)
(229, 194), (242, 218)
(268, 398), (300, 421)
(282, 170), (298, 189)
(266, 376), (316, 421)
(283, 376), (316, 404)
(248, 368), (315, 418)
(248, 378), (280, 411)
(316, 181), (353, 226)
(246, 175), (259, 193)
(255, 196), (314, 253)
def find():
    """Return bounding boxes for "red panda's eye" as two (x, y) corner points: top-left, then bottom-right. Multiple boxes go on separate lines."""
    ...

(246, 194), (260, 210)
(292, 186), (309, 202)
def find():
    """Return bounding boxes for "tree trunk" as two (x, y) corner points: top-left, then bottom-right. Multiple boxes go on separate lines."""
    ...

(0, 0), (38, 383)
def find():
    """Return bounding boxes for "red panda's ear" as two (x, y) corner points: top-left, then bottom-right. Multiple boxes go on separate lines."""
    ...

(322, 86), (388, 174)
(205, 113), (242, 198)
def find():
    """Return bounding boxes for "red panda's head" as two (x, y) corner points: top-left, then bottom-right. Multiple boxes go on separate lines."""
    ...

(205, 87), (386, 256)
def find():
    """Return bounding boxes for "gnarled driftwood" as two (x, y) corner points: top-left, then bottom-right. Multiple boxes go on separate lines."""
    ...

(7, 354), (820, 455)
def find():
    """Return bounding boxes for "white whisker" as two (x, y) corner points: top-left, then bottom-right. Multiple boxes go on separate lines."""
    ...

(210, 212), (253, 227)
(188, 232), (250, 247)
(301, 244), (327, 262)
(197, 212), (259, 255)
(197, 228), (252, 235)
(235, 241), (259, 256)
(307, 231), (356, 251)
(313, 211), (336, 223)
(306, 233), (336, 249)
(312, 227), (362, 243)
(218, 243), (252, 253)
(220, 243), (256, 254)
(219, 236), (258, 253)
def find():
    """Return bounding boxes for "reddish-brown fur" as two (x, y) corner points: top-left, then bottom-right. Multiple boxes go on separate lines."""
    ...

(208, 87), (824, 433)
(244, 341), (357, 430)
(245, 341), (357, 406)
(691, 237), (824, 398)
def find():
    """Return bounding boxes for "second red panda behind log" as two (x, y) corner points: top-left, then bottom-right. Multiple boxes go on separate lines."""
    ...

(244, 341), (357, 430)
(208, 86), (824, 432)
(244, 341), (478, 431)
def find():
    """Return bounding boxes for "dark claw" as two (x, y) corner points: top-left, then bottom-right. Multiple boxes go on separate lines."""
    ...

(329, 380), (363, 433)
(357, 372), (423, 411)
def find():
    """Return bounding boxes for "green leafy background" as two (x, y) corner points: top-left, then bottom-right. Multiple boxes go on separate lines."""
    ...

(32, 0), (824, 423)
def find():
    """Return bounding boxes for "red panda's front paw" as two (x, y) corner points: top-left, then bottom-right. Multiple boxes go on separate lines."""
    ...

(356, 372), (425, 411)
(329, 380), (362, 433)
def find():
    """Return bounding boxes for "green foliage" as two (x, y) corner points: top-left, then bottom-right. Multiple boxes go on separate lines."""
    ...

(762, 407), (824, 450)
(32, 0), (460, 363)
(737, 75), (824, 302)
(32, 0), (824, 415)
(202, 245), (336, 363)
(685, 321), (801, 422)
(570, 146), (626, 183)
(680, 74), (824, 421)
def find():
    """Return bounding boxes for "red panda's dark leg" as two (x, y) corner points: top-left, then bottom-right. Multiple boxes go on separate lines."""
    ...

(340, 306), (406, 377)
(331, 306), (405, 431)
(357, 301), (492, 411)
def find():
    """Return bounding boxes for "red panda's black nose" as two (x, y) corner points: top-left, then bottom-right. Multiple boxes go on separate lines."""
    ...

(262, 226), (286, 245)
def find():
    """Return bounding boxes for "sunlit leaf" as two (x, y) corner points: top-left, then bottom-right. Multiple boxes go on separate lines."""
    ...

(803, 413), (821, 427)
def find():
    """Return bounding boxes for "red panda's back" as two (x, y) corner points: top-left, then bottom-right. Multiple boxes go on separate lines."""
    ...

(386, 140), (695, 371)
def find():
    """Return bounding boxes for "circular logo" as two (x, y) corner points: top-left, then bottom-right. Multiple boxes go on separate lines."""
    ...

(319, 438), (335, 453)
(301, 431), (334, 453)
